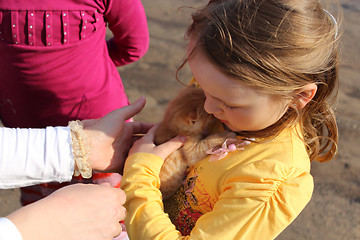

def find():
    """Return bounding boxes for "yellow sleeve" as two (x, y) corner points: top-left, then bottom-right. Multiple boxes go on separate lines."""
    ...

(122, 154), (313, 240)
(121, 153), (186, 239)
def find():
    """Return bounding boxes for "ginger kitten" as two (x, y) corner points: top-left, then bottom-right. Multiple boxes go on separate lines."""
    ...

(154, 85), (235, 200)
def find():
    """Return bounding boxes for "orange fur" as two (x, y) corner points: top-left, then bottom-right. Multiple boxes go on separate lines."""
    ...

(154, 86), (235, 200)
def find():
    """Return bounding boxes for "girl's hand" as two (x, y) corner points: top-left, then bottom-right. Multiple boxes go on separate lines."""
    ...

(82, 97), (153, 174)
(7, 183), (126, 240)
(129, 125), (187, 160)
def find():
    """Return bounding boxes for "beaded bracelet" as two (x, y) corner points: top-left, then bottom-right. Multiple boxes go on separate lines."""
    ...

(69, 120), (92, 178)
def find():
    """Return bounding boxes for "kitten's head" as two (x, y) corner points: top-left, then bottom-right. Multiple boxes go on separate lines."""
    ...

(162, 85), (218, 136)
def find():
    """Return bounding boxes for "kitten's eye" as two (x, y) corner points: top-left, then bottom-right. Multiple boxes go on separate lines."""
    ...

(187, 119), (197, 125)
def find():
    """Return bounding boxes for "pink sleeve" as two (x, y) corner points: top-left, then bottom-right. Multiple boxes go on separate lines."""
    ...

(104, 0), (149, 66)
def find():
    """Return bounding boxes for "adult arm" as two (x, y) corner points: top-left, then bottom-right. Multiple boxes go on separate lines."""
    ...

(105, 0), (149, 66)
(0, 126), (73, 189)
(0, 97), (150, 188)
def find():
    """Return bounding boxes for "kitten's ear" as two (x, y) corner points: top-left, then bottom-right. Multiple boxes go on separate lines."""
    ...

(187, 110), (199, 125)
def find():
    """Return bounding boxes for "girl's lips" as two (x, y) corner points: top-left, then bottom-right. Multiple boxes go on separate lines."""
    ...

(219, 119), (228, 124)
(213, 114), (228, 124)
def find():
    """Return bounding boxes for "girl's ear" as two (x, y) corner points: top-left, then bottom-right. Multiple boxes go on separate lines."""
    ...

(294, 83), (318, 109)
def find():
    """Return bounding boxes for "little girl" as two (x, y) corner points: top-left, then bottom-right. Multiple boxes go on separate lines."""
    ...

(121, 0), (340, 239)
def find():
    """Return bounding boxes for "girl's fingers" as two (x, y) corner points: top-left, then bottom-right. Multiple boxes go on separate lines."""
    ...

(138, 124), (159, 143)
(154, 135), (187, 159)
(128, 125), (187, 159)
(144, 124), (158, 136)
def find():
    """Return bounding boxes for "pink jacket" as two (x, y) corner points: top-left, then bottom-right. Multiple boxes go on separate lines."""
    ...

(0, 0), (149, 127)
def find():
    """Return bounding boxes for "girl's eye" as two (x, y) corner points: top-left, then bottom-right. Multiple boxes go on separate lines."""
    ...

(224, 103), (239, 110)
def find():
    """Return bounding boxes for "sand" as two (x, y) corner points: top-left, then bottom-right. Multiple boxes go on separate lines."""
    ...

(1, 0), (359, 239)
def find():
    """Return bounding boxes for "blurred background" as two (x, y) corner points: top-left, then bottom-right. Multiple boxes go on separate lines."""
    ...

(1, 0), (359, 239)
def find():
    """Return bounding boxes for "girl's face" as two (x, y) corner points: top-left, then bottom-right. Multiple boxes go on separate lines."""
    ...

(187, 46), (291, 133)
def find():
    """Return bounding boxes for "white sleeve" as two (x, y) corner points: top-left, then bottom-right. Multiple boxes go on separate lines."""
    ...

(0, 126), (74, 189)
(0, 218), (23, 240)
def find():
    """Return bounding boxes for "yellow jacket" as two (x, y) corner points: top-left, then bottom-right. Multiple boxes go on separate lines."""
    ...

(121, 126), (313, 239)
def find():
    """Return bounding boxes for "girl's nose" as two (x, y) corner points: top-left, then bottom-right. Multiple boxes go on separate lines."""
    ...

(204, 97), (222, 114)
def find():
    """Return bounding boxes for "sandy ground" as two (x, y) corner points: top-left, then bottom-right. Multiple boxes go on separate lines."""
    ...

(1, 0), (360, 239)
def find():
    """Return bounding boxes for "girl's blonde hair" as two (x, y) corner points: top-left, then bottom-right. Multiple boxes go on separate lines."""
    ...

(178, 0), (340, 162)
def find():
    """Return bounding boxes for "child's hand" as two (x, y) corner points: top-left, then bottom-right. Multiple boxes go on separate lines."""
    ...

(129, 125), (187, 160)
